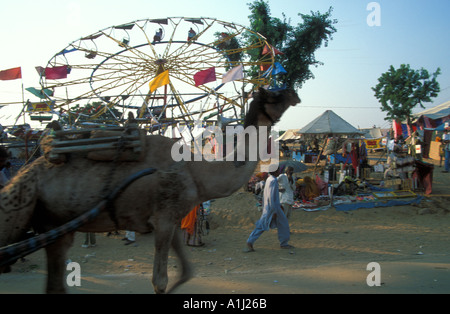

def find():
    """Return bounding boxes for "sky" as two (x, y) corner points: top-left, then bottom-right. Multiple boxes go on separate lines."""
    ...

(0, 0), (449, 131)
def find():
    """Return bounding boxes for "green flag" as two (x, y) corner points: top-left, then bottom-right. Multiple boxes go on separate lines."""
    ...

(25, 87), (54, 99)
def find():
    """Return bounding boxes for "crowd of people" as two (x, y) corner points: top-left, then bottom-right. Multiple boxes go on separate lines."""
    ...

(250, 166), (322, 206)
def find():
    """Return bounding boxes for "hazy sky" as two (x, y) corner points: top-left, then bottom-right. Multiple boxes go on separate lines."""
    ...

(0, 0), (449, 131)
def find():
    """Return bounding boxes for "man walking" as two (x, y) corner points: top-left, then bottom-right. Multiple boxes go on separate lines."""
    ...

(245, 166), (294, 252)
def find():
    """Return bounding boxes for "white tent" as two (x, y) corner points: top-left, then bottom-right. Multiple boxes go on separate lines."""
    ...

(412, 100), (450, 121)
(359, 127), (383, 139)
(297, 110), (362, 135)
(276, 129), (301, 141)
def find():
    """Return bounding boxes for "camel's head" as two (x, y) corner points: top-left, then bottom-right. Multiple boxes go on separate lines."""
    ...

(245, 87), (300, 127)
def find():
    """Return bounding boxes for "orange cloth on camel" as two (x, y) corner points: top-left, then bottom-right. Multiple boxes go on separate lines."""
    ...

(181, 205), (200, 235)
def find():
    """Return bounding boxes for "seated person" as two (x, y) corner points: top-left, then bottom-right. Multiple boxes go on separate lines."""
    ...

(153, 28), (163, 43)
(187, 28), (196, 41)
(335, 176), (358, 196)
(296, 176), (320, 201)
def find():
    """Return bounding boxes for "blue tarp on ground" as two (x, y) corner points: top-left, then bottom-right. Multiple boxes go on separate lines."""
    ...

(334, 196), (424, 211)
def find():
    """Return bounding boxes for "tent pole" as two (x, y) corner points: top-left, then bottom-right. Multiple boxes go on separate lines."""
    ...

(330, 135), (337, 209)
(313, 136), (328, 174)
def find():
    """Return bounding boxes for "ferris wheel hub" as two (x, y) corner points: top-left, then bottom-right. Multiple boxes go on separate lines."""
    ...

(154, 59), (168, 65)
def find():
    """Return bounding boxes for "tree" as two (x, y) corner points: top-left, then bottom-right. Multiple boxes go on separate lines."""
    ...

(245, 0), (337, 89)
(372, 64), (441, 125)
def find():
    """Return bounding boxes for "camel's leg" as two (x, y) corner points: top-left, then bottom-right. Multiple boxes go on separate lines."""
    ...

(44, 232), (75, 294)
(166, 229), (193, 294)
(152, 220), (176, 294)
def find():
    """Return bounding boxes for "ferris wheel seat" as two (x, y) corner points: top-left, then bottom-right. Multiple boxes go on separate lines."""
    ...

(119, 38), (130, 47)
(85, 51), (97, 59)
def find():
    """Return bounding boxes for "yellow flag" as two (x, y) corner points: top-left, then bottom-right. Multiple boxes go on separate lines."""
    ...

(149, 70), (170, 93)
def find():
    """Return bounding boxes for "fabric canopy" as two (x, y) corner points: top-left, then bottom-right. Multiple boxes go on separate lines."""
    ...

(276, 129), (300, 141)
(297, 110), (362, 135)
(412, 101), (450, 121)
(359, 127), (383, 139)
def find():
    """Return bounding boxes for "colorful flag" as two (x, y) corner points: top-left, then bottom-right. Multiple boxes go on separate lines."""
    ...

(194, 67), (216, 87)
(222, 65), (243, 84)
(149, 70), (170, 93)
(45, 65), (68, 79)
(35, 66), (45, 77)
(0, 67), (22, 80)
(262, 62), (287, 77)
(25, 87), (54, 99)
(262, 44), (283, 55)
(260, 64), (271, 72)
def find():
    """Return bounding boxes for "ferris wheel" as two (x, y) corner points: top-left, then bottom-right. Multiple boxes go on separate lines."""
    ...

(39, 17), (277, 130)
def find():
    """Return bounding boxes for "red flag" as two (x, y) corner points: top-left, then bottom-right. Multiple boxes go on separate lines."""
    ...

(0, 67), (22, 80)
(193, 67), (216, 86)
(45, 65), (68, 79)
(262, 44), (283, 55)
(260, 64), (271, 72)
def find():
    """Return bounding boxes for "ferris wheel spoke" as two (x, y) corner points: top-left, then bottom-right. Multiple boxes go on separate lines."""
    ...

(170, 45), (222, 67)
(100, 31), (156, 64)
(91, 68), (151, 101)
(158, 17), (183, 57)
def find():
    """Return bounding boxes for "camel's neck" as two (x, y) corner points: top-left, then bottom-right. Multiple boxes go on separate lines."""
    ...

(189, 159), (258, 200)
(179, 87), (300, 203)
(188, 118), (274, 201)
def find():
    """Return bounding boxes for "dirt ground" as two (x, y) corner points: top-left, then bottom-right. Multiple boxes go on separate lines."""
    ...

(0, 153), (449, 295)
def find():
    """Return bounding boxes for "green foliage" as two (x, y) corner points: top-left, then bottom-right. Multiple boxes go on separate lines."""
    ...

(214, 32), (243, 69)
(245, 0), (337, 89)
(283, 8), (337, 89)
(372, 64), (441, 122)
(247, 1), (291, 47)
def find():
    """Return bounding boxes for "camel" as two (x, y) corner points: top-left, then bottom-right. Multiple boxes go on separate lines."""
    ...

(0, 87), (300, 293)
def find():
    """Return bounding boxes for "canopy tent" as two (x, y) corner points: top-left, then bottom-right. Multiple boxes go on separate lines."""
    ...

(412, 100), (450, 121)
(296, 110), (365, 182)
(297, 110), (363, 136)
(408, 101), (450, 158)
(359, 127), (383, 139)
(411, 100), (450, 130)
(276, 129), (301, 142)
